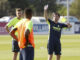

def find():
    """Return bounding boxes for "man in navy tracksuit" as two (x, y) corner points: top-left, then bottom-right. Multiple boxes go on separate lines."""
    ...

(44, 5), (72, 60)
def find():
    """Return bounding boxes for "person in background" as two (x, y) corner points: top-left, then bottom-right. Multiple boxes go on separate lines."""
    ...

(6, 8), (23, 60)
(59, 15), (67, 23)
(10, 8), (35, 60)
(44, 5), (72, 60)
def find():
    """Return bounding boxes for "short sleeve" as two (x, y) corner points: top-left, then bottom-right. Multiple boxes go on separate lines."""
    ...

(61, 23), (68, 28)
(13, 21), (21, 29)
(47, 19), (53, 25)
(14, 24), (18, 29)
(7, 18), (15, 27)
(27, 21), (33, 32)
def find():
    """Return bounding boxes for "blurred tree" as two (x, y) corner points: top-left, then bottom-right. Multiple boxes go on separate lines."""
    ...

(0, 0), (61, 17)
(33, 0), (57, 12)
(58, 5), (67, 16)
(70, 0), (80, 20)
(8, 0), (58, 16)
(0, 0), (10, 17)
(8, 0), (28, 9)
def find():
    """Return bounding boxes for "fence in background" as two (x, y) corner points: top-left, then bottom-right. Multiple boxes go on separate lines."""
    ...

(0, 22), (80, 35)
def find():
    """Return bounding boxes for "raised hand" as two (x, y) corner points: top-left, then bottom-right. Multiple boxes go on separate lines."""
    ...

(44, 4), (48, 10)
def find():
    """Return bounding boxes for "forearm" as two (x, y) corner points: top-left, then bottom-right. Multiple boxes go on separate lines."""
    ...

(10, 28), (18, 41)
(25, 29), (30, 43)
(44, 5), (48, 21)
(44, 10), (48, 20)
(10, 33), (18, 41)
(25, 34), (29, 42)
(67, 23), (72, 28)
(68, 25), (72, 28)
(6, 26), (10, 33)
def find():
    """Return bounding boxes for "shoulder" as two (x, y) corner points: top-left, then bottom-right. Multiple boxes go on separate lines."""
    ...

(17, 19), (24, 25)
(58, 22), (68, 27)
(11, 17), (17, 20)
(16, 19), (24, 26)
(47, 18), (53, 24)
(48, 19), (52, 21)
(26, 20), (33, 24)
(6, 17), (16, 25)
(8, 17), (16, 22)
(26, 20), (33, 28)
(28, 20), (33, 26)
(9, 17), (17, 23)
(29, 20), (33, 23)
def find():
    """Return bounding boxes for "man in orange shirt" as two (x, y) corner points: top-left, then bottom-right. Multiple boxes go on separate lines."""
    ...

(10, 8), (34, 60)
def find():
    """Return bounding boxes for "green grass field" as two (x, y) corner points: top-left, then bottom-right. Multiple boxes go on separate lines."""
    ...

(0, 35), (80, 60)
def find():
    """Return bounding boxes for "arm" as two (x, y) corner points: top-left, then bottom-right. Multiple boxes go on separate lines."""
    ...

(5, 26), (10, 33)
(25, 29), (30, 42)
(44, 5), (48, 21)
(25, 21), (33, 43)
(5, 18), (14, 33)
(9, 28), (18, 41)
(62, 23), (72, 28)
(66, 23), (72, 28)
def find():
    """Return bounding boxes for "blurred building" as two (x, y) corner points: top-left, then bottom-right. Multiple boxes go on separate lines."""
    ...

(56, 0), (74, 6)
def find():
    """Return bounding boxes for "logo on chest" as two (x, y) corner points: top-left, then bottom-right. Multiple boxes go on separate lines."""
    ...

(52, 25), (61, 31)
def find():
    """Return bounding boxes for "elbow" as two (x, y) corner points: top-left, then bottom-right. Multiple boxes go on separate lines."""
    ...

(68, 25), (72, 28)
(25, 29), (30, 40)
(5, 26), (8, 30)
(44, 16), (48, 21)
(5, 26), (10, 33)
(10, 30), (15, 37)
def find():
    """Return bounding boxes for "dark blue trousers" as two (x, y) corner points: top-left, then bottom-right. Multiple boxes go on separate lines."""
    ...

(20, 47), (34, 60)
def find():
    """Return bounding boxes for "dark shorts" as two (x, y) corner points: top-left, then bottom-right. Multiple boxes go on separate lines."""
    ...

(12, 40), (20, 52)
(20, 46), (34, 60)
(47, 42), (61, 55)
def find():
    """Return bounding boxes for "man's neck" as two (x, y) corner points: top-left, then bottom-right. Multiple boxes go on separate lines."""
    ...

(17, 17), (21, 20)
(27, 17), (31, 20)
(53, 20), (58, 24)
(52, 19), (58, 23)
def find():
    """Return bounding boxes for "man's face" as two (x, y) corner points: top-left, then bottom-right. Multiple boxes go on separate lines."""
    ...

(52, 14), (60, 22)
(16, 11), (22, 18)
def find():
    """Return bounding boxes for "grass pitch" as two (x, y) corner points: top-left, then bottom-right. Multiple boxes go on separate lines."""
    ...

(0, 35), (80, 60)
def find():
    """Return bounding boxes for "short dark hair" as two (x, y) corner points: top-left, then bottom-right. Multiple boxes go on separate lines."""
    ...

(16, 8), (22, 11)
(24, 8), (32, 18)
(53, 12), (60, 17)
